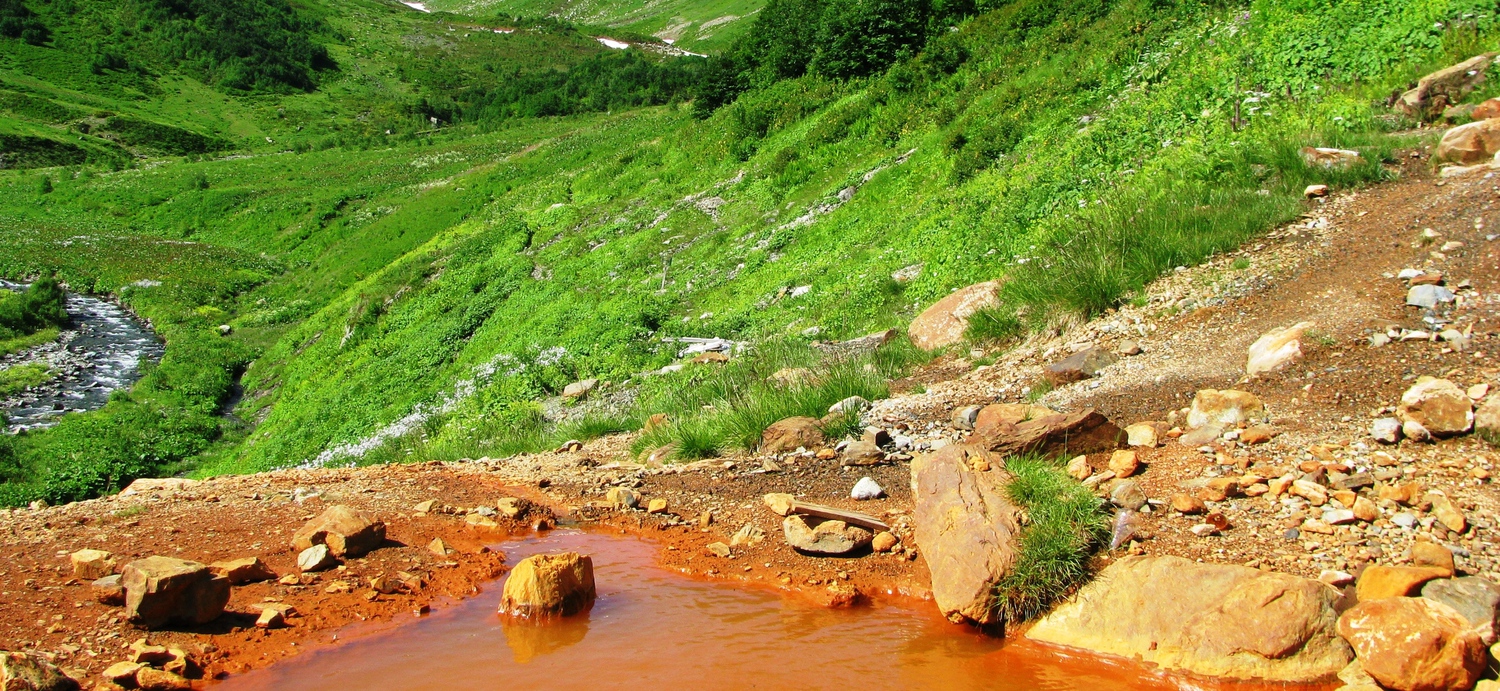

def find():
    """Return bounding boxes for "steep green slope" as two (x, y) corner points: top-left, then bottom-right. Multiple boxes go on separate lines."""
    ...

(423, 0), (759, 52)
(2, 0), (1498, 505)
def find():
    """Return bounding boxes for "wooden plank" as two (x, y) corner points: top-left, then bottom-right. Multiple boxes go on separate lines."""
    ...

(789, 501), (890, 532)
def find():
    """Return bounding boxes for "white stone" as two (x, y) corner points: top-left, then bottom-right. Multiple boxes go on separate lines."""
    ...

(851, 477), (884, 500)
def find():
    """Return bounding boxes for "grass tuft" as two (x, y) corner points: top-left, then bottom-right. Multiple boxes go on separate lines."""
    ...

(993, 454), (1109, 624)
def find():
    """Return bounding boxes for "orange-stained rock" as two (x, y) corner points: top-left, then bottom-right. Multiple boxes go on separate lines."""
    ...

(907, 280), (1002, 351)
(290, 505), (386, 558)
(759, 416), (826, 453)
(910, 444), (1020, 626)
(499, 552), (596, 617)
(1356, 565), (1451, 601)
(208, 557), (276, 585)
(1027, 556), (1352, 682)
(121, 557), (230, 629)
(978, 409), (1122, 457)
(1337, 597), (1486, 691)
(1436, 118), (1500, 165)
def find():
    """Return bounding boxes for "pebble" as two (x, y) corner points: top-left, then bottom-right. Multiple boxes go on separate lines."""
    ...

(850, 477), (884, 500)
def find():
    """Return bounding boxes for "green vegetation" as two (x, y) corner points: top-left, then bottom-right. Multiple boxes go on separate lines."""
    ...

(1, 0), (1498, 506)
(0, 361), (50, 395)
(0, 275), (66, 341)
(994, 453), (1109, 623)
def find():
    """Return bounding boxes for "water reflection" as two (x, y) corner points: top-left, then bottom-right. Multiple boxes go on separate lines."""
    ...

(500, 612), (591, 663)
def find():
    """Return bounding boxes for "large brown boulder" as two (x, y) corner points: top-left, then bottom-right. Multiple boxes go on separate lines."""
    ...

(1338, 597), (1487, 691)
(759, 416), (826, 453)
(290, 505), (386, 558)
(978, 409), (1122, 457)
(1435, 118), (1500, 165)
(0, 651), (80, 691)
(1043, 347), (1118, 386)
(1397, 53), (1499, 120)
(499, 552), (596, 617)
(1399, 378), (1474, 436)
(910, 444), (1020, 625)
(121, 557), (230, 629)
(907, 280), (1002, 351)
(1027, 556), (1352, 682)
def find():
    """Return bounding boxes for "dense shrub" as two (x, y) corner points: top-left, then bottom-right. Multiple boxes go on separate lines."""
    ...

(0, 275), (67, 340)
(0, 0), (47, 45)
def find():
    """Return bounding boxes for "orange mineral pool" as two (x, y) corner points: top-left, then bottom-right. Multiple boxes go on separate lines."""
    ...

(214, 531), (1315, 690)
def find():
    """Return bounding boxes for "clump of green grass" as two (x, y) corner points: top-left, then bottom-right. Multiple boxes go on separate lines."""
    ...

(992, 454), (1109, 624)
(0, 328), (58, 357)
(0, 362), (54, 396)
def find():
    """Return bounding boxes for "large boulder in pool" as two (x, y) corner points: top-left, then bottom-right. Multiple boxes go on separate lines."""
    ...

(121, 557), (230, 629)
(291, 505), (386, 558)
(910, 444), (1020, 626)
(1026, 556), (1352, 682)
(500, 552), (596, 617)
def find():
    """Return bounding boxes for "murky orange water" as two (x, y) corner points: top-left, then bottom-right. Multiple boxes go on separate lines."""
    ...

(216, 532), (1272, 690)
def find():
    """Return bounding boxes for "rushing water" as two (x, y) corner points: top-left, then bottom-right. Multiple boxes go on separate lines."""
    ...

(0, 281), (164, 432)
(217, 532), (1225, 691)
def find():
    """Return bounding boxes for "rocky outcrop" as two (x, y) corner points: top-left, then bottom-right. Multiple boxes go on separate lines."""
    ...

(1397, 53), (1499, 120)
(1399, 378), (1474, 436)
(1246, 321), (1313, 376)
(1436, 118), (1500, 165)
(0, 651), (80, 691)
(500, 552), (596, 617)
(759, 416), (826, 453)
(782, 515), (873, 555)
(977, 408), (1122, 457)
(121, 557), (231, 628)
(910, 444), (1020, 625)
(1042, 347), (1117, 385)
(290, 505), (386, 558)
(1337, 597), (1487, 691)
(907, 280), (1002, 351)
(1026, 556), (1352, 682)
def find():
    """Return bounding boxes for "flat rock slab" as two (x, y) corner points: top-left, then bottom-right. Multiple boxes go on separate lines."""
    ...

(1026, 555), (1352, 682)
(910, 444), (1019, 626)
(979, 409), (1123, 457)
(781, 515), (872, 555)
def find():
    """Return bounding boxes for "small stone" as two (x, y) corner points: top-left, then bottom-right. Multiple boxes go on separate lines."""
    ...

(1400, 377), (1475, 436)
(763, 493), (796, 516)
(1240, 425), (1275, 444)
(646, 498), (669, 514)
(1110, 481), (1147, 511)
(414, 500), (438, 513)
(1125, 423), (1159, 448)
(1247, 321), (1314, 375)
(1319, 570), (1355, 587)
(297, 545), (337, 573)
(1304, 184), (1329, 198)
(290, 505), (386, 559)
(1324, 509), (1357, 525)
(428, 538), (453, 557)
(92, 575), (125, 606)
(208, 557), (275, 586)
(562, 379), (598, 399)
(1170, 493), (1207, 514)
(255, 607), (285, 629)
(1469, 383), (1491, 401)
(729, 524), (765, 548)
(1406, 284), (1457, 308)
(951, 405), (982, 430)
(102, 661), (143, 686)
(1189, 523), (1219, 537)
(134, 668), (191, 691)
(1430, 494), (1468, 533)
(1291, 480), (1328, 506)
(606, 487), (640, 510)
(829, 396), (872, 416)
(70, 549), (116, 581)
(1065, 455), (1091, 481)
(1411, 542), (1457, 577)
(1107, 450), (1139, 478)
(782, 515), (873, 555)
(1187, 389), (1266, 429)
(1371, 418), (1402, 444)
(1353, 497), (1379, 522)
(499, 552), (596, 617)
(1198, 478), (1241, 502)
(121, 557), (230, 629)
(1117, 340), (1142, 356)
(850, 477), (884, 500)
(705, 542), (732, 558)
(872, 531), (899, 552)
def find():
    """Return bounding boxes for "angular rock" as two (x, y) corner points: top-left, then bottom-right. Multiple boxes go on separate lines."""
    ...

(1043, 347), (1118, 386)
(763, 493), (796, 516)
(499, 552), (596, 617)
(1179, 425), (1224, 446)
(1436, 116), (1500, 164)
(979, 409), (1123, 457)
(1110, 481), (1147, 511)
(70, 549), (116, 581)
(101, 661), (142, 686)
(0, 651), (79, 691)
(1400, 378), (1474, 437)
(729, 523), (766, 548)
(1372, 417), (1403, 444)
(704, 542), (731, 557)
(1171, 493), (1207, 515)
(1065, 455), (1091, 481)
(850, 477), (883, 500)
(1353, 497), (1380, 523)
(605, 487), (640, 510)
(1188, 390), (1266, 430)
(1125, 422), (1160, 448)
(1399, 54), (1499, 120)
(93, 574), (125, 606)
(208, 557), (275, 585)
(1476, 398), (1500, 439)
(910, 444), (1020, 625)
(781, 515), (872, 555)
(561, 378), (598, 399)
(908, 280), (1002, 351)
(134, 668), (190, 691)
(290, 505), (386, 558)
(1473, 97), (1500, 120)
(297, 545), (337, 573)
(1357, 565), (1451, 601)
(646, 498), (668, 514)
(1422, 577), (1500, 645)
(872, 531), (899, 552)
(1304, 184), (1330, 198)
(972, 403), (1056, 437)
(1407, 284), (1457, 308)
(950, 405), (982, 430)
(1338, 597), (1486, 691)
(1027, 556), (1352, 682)
(1107, 449), (1139, 478)
(759, 416), (826, 453)
(121, 557), (230, 628)
(1247, 321), (1314, 376)
(1429, 494), (1467, 533)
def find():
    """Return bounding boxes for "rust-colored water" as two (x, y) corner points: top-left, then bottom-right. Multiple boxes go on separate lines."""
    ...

(216, 531), (1246, 690)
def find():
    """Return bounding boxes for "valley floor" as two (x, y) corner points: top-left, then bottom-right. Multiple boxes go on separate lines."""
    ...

(2, 140), (1498, 687)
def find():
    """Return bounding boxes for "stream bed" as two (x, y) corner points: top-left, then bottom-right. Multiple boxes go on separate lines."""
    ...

(1, 281), (164, 433)
(216, 531), (1210, 691)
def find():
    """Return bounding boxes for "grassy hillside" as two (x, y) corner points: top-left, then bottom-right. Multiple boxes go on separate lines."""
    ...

(422, 0), (760, 52)
(1, 0), (1498, 505)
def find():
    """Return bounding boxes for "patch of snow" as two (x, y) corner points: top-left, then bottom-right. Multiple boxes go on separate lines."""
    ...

(400, 1), (430, 11)
(597, 37), (630, 50)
